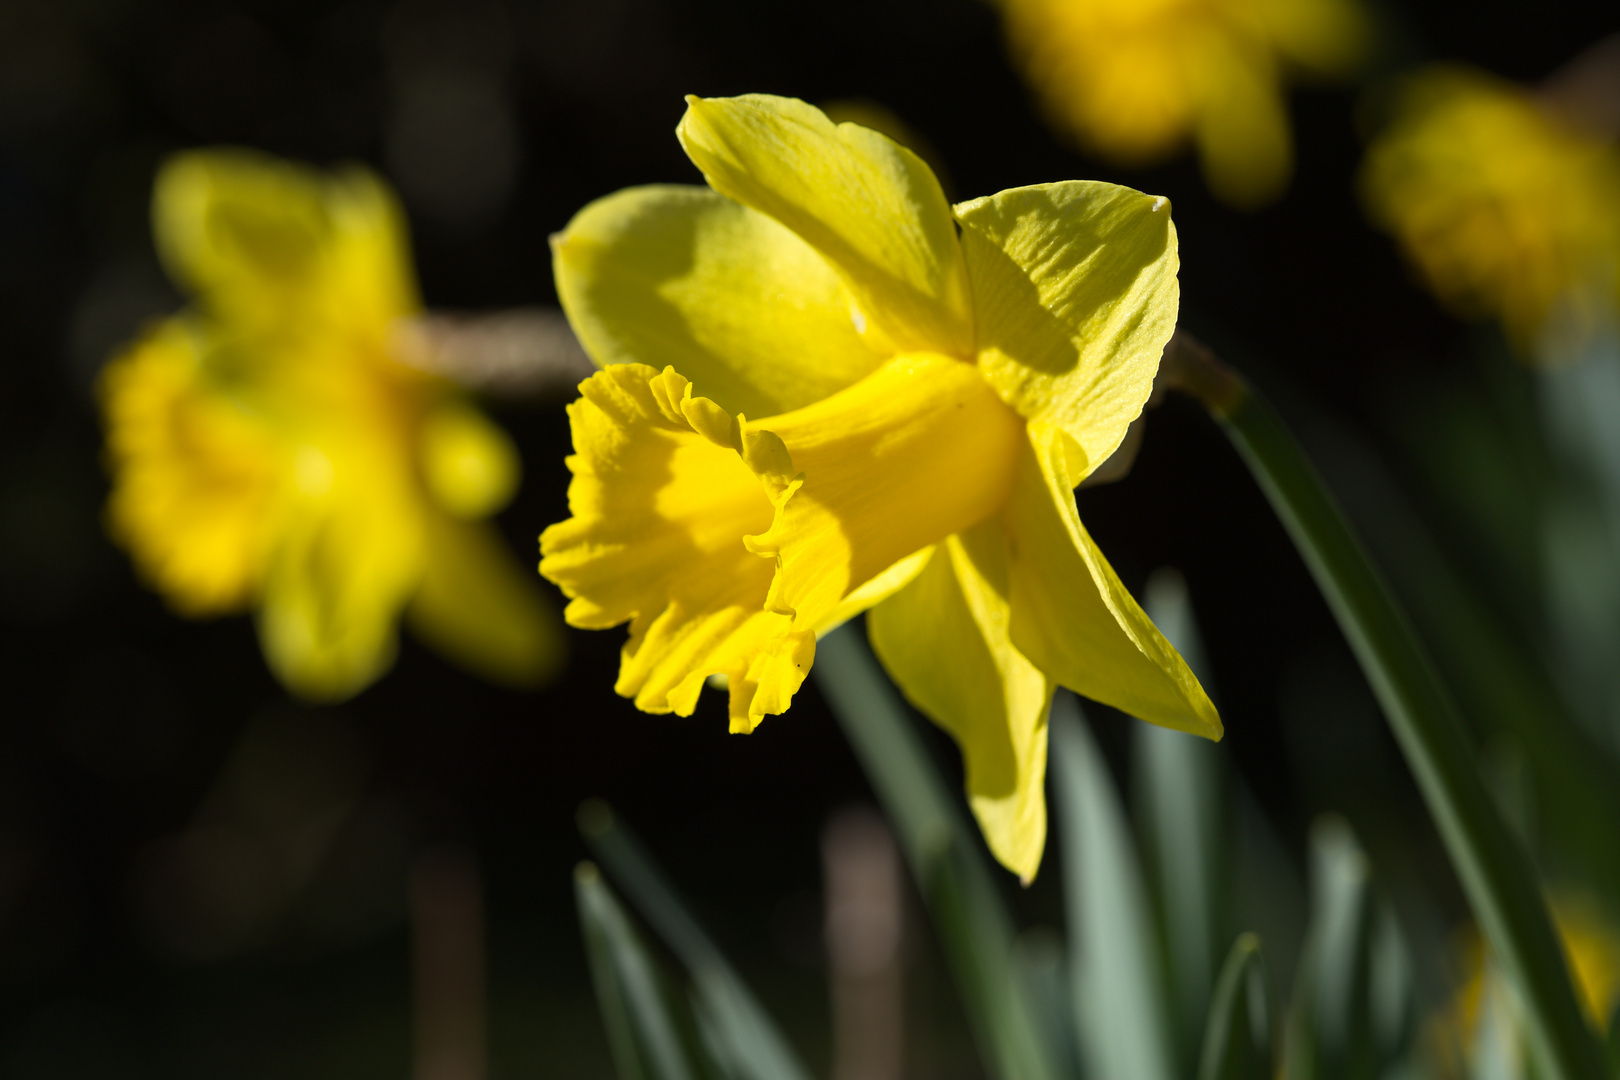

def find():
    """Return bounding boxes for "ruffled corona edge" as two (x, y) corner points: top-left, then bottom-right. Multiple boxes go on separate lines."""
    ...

(539, 363), (816, 731)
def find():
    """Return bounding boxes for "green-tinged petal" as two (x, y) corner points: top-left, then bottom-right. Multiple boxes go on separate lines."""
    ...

(256, 459), (425, 702)
(955, 180), (1179, 476)
(552, 184), (885, 418)
(1004, 425), (1220, 738)
(677, 94), (973, 357)
(869, 523), (1054, 883)
(154, 149), (418, 338)
(406, 513), (566, 689)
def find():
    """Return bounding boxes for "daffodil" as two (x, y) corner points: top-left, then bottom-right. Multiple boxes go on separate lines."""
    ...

(995, 0), (1369, 208)
(1437, 894), (1620, 1077)
(541, 94), (1220, 880)
(100, 150), (563, 701)
(1361, 66), (1620, 357)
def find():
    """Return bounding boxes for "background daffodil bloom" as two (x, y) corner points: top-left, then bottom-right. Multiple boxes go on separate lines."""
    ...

(100, 150), (564, 702)
(1436, 894), (1620, 1076)
(1361, 66), (1620, 358)
(997, 0), (1369, 209)
(542, 94), (1221, 881)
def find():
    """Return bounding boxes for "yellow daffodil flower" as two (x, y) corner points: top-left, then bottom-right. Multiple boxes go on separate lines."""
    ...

(541, 94), (1220, 880)
(100, 150), (563, 701)
(1361, 66), (1620, 358)
(996, 0), (1369, 208)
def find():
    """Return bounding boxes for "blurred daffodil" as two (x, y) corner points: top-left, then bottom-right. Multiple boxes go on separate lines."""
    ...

(997, 0), (1369, 208)
(1439, 894), (1620, 1076)
(100, 150), (563, 702)
(541, 94), (1220, 880)
(1361, 66), (1620, 358)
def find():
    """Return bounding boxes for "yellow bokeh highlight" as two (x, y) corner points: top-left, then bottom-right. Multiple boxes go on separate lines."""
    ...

(100, 149), (562, 701)
(996, 0), (1369, 208)
(1361, 66), (1620, 357)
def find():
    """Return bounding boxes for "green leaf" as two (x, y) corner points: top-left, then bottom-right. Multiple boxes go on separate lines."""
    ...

(1295, 818), (1376, 1080)
(1139, 568), (1228, 1064)
(574, 862), (723, 1080)
(1301, 385), (1620, 910)
(1197, 933), (1269, 1080)
(577, 803), (812, 1080)
(1369, 900), (1415, 1067)
(1051, 699), (1175, 1080)
(1178, 347), (1609, 1080)
(815, 626), (1062, 1080)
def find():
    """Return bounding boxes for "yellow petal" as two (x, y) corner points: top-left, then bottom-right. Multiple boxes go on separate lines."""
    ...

(98, 318), (279, 615)
(677, 94), (973, 357)
(1003, 0), (1196, 165)
(256, 446), (425, 703)
(745, 353), (1025, 668)
(154, 149), (418, 338)
(955, 180), (1179, 478)
(869, 525), (1053, 883)
(407, 513), (566, 689)
(1005, 425), (1220, 739)
(815, 546), (935, 637)
(540, 354), (1025, 731)
(419, 400), (520, 519)
(552, 184), (884, 418)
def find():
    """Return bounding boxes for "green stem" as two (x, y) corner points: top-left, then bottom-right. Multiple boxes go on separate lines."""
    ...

(1164, 333), (1607, 1080)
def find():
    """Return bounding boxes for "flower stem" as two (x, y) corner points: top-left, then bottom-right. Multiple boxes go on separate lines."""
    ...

(1163, 332), (1608, 1080)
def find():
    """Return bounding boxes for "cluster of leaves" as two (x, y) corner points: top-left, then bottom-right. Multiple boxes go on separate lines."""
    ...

(573, 606), (1430, 1080)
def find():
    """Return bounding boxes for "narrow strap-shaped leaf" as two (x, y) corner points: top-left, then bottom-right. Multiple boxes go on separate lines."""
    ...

(1368, 900), (1415, 1069)
(1308, 818), (1376, 1080)
(1198, 933), (1269, 1080)
(1167, 335), (1608, 1080)
(1051, 699), (1176, 1080)
(1139, 569), (1228, 1064)
(815, 626), (1061, 1080)
(575, 862), (711, 1080)
(578, 805), (812, 1080)
(1292, 388), (1620, 908)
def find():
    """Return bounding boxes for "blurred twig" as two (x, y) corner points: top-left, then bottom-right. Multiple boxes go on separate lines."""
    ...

(395, 306), (595, 396)
(411, 846), (486, 1080)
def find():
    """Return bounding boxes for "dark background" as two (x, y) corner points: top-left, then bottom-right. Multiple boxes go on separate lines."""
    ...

(0, 0), (1613, 1075)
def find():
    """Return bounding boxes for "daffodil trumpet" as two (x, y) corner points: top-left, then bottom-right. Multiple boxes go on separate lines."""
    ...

(100, 150), (564, 702)
(542, 93), (1220, 881)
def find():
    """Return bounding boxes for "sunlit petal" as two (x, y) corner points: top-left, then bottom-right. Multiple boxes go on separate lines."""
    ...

(956, 180), (1178, 477)
(552, 183), (885, 418)
(870, 524), (1053, 882)
(1005, 425), (1220, 738)
(677, 94), (973, 357)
